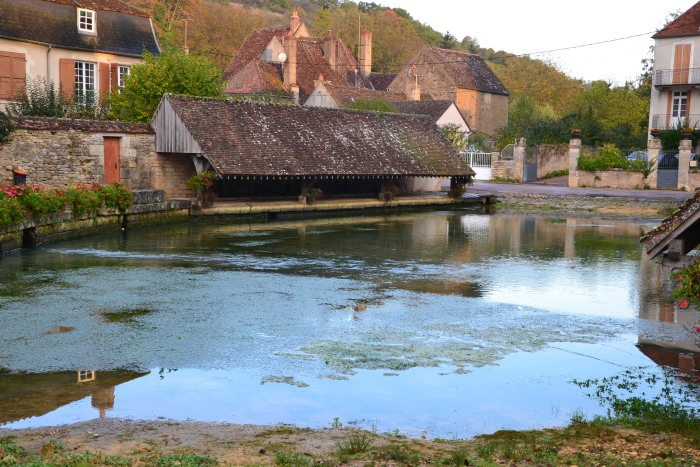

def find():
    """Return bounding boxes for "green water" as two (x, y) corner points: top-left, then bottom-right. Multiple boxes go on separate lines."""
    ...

(0, 209), (691, 438)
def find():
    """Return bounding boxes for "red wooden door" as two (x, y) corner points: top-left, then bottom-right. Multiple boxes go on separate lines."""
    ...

(103, 137), (121, 184)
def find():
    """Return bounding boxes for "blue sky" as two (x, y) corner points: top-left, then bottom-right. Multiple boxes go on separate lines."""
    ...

(376, 0), (694, 84)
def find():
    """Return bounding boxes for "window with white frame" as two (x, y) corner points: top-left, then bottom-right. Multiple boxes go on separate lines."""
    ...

(78, 8), (95, 33)
(118, 65), (130, 88)
(75, 61), (95, 103)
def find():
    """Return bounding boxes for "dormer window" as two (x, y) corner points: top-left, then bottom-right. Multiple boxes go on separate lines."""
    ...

(78, 8), (95, 33)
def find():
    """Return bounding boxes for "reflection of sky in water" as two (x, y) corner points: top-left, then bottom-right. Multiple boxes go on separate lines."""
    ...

(0, 211), (688, 437)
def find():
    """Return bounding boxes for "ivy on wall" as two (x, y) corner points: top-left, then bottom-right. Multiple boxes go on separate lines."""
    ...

(0, 111), (14, 144)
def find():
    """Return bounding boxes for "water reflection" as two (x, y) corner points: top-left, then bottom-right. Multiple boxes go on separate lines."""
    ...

(0, 210), (694, 437)
(0, 370), (148, 425)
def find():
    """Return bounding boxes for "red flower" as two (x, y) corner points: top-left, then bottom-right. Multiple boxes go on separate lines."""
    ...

(680, 299), (690, 309)
(679, 274), (685, 280)
(695, 327), (700, 333)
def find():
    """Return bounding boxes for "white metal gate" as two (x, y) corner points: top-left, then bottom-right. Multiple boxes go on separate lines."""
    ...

(463, 151), (492, 180)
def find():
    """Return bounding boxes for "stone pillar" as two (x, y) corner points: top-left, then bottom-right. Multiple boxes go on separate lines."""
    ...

(568, 138), (581, 188)
(678, 138), (692, 190)
(359, 29), (372, 78)
(647, 137), (661, 188)
(513, 138), (526, 182)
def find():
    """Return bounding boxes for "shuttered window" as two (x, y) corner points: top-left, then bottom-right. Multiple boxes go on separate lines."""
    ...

(0, 51), (26, 100)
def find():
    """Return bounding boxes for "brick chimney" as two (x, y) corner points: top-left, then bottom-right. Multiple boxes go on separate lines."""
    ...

(289, 11), (301, 35)
(283, 34), (297, 88)
(359, 29), (372, 77)
(323, 30), (337, 69)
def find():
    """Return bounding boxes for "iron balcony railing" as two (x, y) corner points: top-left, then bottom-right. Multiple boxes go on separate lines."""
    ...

(654, 68), (700, 87)
(650, 114), (700, 130)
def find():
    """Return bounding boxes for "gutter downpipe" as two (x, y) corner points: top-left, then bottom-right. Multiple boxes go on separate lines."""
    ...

(46, 44), (52, 86)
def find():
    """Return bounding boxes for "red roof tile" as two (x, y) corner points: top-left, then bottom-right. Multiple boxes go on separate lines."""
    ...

(654, 1), (700, 39)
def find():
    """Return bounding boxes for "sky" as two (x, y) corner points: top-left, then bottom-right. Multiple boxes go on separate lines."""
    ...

(375, 0), (696, 85)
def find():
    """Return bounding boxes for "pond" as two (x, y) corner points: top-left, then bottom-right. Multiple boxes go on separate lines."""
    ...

(0, 208), (695, 438)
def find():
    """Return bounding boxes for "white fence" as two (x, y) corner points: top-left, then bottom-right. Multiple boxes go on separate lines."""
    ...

(463, 151), (492, 180)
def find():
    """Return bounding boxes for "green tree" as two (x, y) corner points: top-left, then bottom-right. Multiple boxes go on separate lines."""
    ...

(440, 123), (468, 152)
(107, 50), (222, 122)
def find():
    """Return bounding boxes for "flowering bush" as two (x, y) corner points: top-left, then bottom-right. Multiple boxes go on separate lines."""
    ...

(671, 263), (700, 308)
(0, 182), (133, 229)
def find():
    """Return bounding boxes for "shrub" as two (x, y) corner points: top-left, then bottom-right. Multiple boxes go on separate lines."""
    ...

(101, 183), (134, 213)
(0, 110), (14, 143)
(577, 143), (628, 171)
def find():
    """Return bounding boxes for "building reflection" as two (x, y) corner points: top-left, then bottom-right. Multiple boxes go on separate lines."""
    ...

(0, 370), (148, 425)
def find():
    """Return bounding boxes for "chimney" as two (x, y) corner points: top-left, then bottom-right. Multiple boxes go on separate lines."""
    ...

(323, 30), (337, 69)
(291, 84), (300, 105)
(359, 29), (372, 77)
(283, 34), (297, 88)
(289, 11), (301, 35)
(314, 74), (325, 89)
(406, 83), (420, 101)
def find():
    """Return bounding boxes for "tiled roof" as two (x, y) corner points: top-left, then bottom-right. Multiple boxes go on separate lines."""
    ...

(368, 73), (397, 91)
(222, 27), (286, 82)
(224, 60), (285, 95)
(392, 100), (455, 122)
(223, 28), (370, 102)
(420, 47), (509, 96)
(294, 37), (365, 101)
(653, 1), (700, 39)
(0, 0), (160, 57)
(14, 116), (154, 133)
(313, 82), (405, 107)
(641, 191), (700, 258)
(162, 94), (475, 178)
(43, 0), (148, 17)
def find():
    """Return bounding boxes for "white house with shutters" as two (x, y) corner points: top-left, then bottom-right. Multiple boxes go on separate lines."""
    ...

(649, 1), (700, 132)
(0, 0), (160, 110)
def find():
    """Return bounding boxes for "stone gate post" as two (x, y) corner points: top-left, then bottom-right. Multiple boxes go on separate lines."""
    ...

(513, 138), (526, 182)
(568, 137), (581, 188)
(646, 137), (660, 188)
(678, 138), (692, 191)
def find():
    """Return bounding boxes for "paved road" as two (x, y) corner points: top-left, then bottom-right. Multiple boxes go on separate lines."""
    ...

(469, 177), (693, 202)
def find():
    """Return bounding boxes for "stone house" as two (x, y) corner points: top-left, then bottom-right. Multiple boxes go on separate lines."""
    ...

(649, 1), (700, 133)
(387, 46), (509, 136)
(0, 0), (160, 108)
(223, 12), (373, 104)
(150, 94), (474, 199)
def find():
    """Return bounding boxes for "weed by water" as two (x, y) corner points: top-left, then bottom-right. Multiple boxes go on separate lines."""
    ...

(336, 431), (373, 454)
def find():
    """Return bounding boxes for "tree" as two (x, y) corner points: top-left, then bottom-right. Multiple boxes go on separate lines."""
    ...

(107, 50), (222, 122)
(440, 123), (468, 152)
(440, 31), (457, 49)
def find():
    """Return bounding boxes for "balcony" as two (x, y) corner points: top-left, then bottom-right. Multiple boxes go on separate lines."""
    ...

(654, 68), (700, 88)
(651, 114), (700, 130)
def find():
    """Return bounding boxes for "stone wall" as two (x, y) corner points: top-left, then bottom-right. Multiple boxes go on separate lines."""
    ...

(491, 151), (515, 179)
(576, 169), (647, 189)
(537, 144), (568, 178)
(0, 117), (155, 189)
(150, 153), (197, 199)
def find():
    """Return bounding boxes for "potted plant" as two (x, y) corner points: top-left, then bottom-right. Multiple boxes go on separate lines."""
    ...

(650, 128), (661, 138)
(682, 127), (694, 139)
(571, 128), (582, 139)
(187, 170), (216, 207)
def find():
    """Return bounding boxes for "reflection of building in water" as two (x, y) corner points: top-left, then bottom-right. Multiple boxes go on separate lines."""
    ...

(0, 370), (148, 425)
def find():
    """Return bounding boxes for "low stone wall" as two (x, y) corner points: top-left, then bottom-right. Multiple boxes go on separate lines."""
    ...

(150, 153), (196, 199)
(491, 152), (515, 180)
(537, 145), (568, 178)
(0, 190), (190, 255)
(0, 117), (155, 189)
(576, 169), (647, 189)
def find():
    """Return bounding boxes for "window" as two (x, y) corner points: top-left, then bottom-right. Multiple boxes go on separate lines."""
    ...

(78, 8), (95, 33)
(672, 91), (688, 127)
(0, 51), (26, 99)
(78, 370), (95, 382)
(117, 65), (130, 88)
(75, 61), (95, 104)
